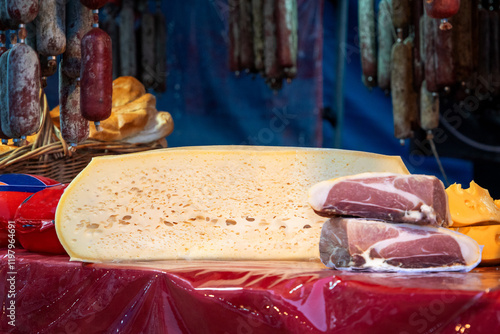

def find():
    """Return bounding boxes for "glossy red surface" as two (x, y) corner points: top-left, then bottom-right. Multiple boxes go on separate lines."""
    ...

(0, 192), (33, 247)
(1, 249), (499, 334)
(0, 174), (61, 247)
(14, 184), (68, 254)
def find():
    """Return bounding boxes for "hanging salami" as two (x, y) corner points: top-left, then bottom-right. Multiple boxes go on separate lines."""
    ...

(377, 0), (393, 92)
(420, 80), (440, 131)
(239, 0), (254, 71)
(79, 0), (108, 10)
(154, 1), (167, 92)
(228, 0), (298, 89)
(263, 0), (282, 88)
(0, 40), (10, 143)
(434, 21), (455, 90)
(139, 11), (155, 89)
(101, 3), (120, 79)
(118, 0), (136, 77)
(391, 0), (411, 32)
(0, 0), (20, 30)
(423, 12), (439, 92)
(252, 0), (264, 72)
(359, 0), (377, 88)
(35, 0), (66, 56)
(5, 0), (38, 24)
(60, 69), (89, 145)
(391, 37), (416, 140)
(80, 12), (112, 130)
(62, 0), (93, 79)
(450, 0), (472, 85)
(1, 26), (41, 139)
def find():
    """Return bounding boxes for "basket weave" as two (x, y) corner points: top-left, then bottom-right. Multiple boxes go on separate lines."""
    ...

(0, 93), (166, 183)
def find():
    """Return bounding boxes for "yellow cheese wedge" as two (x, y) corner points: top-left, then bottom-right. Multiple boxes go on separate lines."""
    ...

(453, 225), (500, 265)
(55, 146), (409, 262)
(446, 181), (500, 227)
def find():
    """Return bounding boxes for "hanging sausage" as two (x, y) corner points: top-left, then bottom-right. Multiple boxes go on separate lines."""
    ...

(35, 0), (66, 56)
(1, 25), (41, 140)
(62, 0), (93, 79)
(359, 0), (377, 88)
(154, 0), (167, 92)
(228, 0), (299, 90)
(80, 10), (112, 131)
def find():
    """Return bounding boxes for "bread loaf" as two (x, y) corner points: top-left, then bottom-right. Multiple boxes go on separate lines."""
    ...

(55, 146), (409, 262)
(111, 76), (146, 108)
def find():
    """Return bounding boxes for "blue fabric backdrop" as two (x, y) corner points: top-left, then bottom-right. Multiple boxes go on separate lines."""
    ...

(44, 0), (473, 186)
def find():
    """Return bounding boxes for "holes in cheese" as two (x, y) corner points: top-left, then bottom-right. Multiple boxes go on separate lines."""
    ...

(446, 181), (500, 227)
(55, 146), (409, 262)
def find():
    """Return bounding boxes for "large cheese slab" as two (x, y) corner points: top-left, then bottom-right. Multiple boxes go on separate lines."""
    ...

(55, 146), (409, 262)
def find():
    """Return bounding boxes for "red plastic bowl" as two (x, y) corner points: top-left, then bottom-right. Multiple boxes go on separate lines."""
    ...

(0, 174), (61, 247)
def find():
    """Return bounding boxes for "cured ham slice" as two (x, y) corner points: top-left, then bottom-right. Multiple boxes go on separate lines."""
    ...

(309, 173), (451, 227)
(320, 218), (481, 272)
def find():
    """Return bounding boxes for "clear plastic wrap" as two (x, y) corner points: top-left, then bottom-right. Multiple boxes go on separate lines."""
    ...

(1, 249), (499, 333)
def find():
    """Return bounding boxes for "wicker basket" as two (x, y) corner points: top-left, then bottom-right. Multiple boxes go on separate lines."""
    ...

(0, 93), (167, 183)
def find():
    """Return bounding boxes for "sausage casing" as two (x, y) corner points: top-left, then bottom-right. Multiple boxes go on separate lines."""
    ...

(100, 3), (120, 79)
(423, 13), (438, 92)
(0, 49), (10, 140)
(139, 12), (155, 88)
(391, 40), (416, 139)
(263, 0), (280, 79)
(391, 0), (411, 30)
(80, 27), (112, 123)
(2, 43), (40, 138)
(154, 8), (166, 92)
(252, 0), (264, 72)
(450, 0), (472, 84)
(377, 0), (393, 91)
(79, 0), (108, 10)
(62, 0), (92, 78)
(229, 0), (240, 72)
(420, 80), (440, 131)
(35, 0), (66, 56)
(412, 0), (423, 91)
(0, 0), (20, 30)
(118, 0), (136, 76)
(59, 66), (89, 145)
(6, 0), (38, 24)
(359, 0), (377, 87)
(434, 22), (454, 89)
(424, 0), (460, 19)
(239, 0), (254, 70)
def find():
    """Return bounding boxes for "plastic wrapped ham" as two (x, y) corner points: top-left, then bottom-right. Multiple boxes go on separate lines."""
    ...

(308, 173), (451, 227)
(319, 217), (481, 273)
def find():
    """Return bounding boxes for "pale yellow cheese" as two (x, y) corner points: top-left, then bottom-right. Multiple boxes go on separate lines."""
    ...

(446, 181), (500, 227)
(453, 225), (500, 265)
(55, 146), (409, 262)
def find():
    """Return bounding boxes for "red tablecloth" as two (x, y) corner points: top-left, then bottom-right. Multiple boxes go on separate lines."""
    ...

(1, 249), (500, 334)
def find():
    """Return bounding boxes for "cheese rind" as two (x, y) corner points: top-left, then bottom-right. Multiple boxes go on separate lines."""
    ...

(55, 146), (409, 262)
